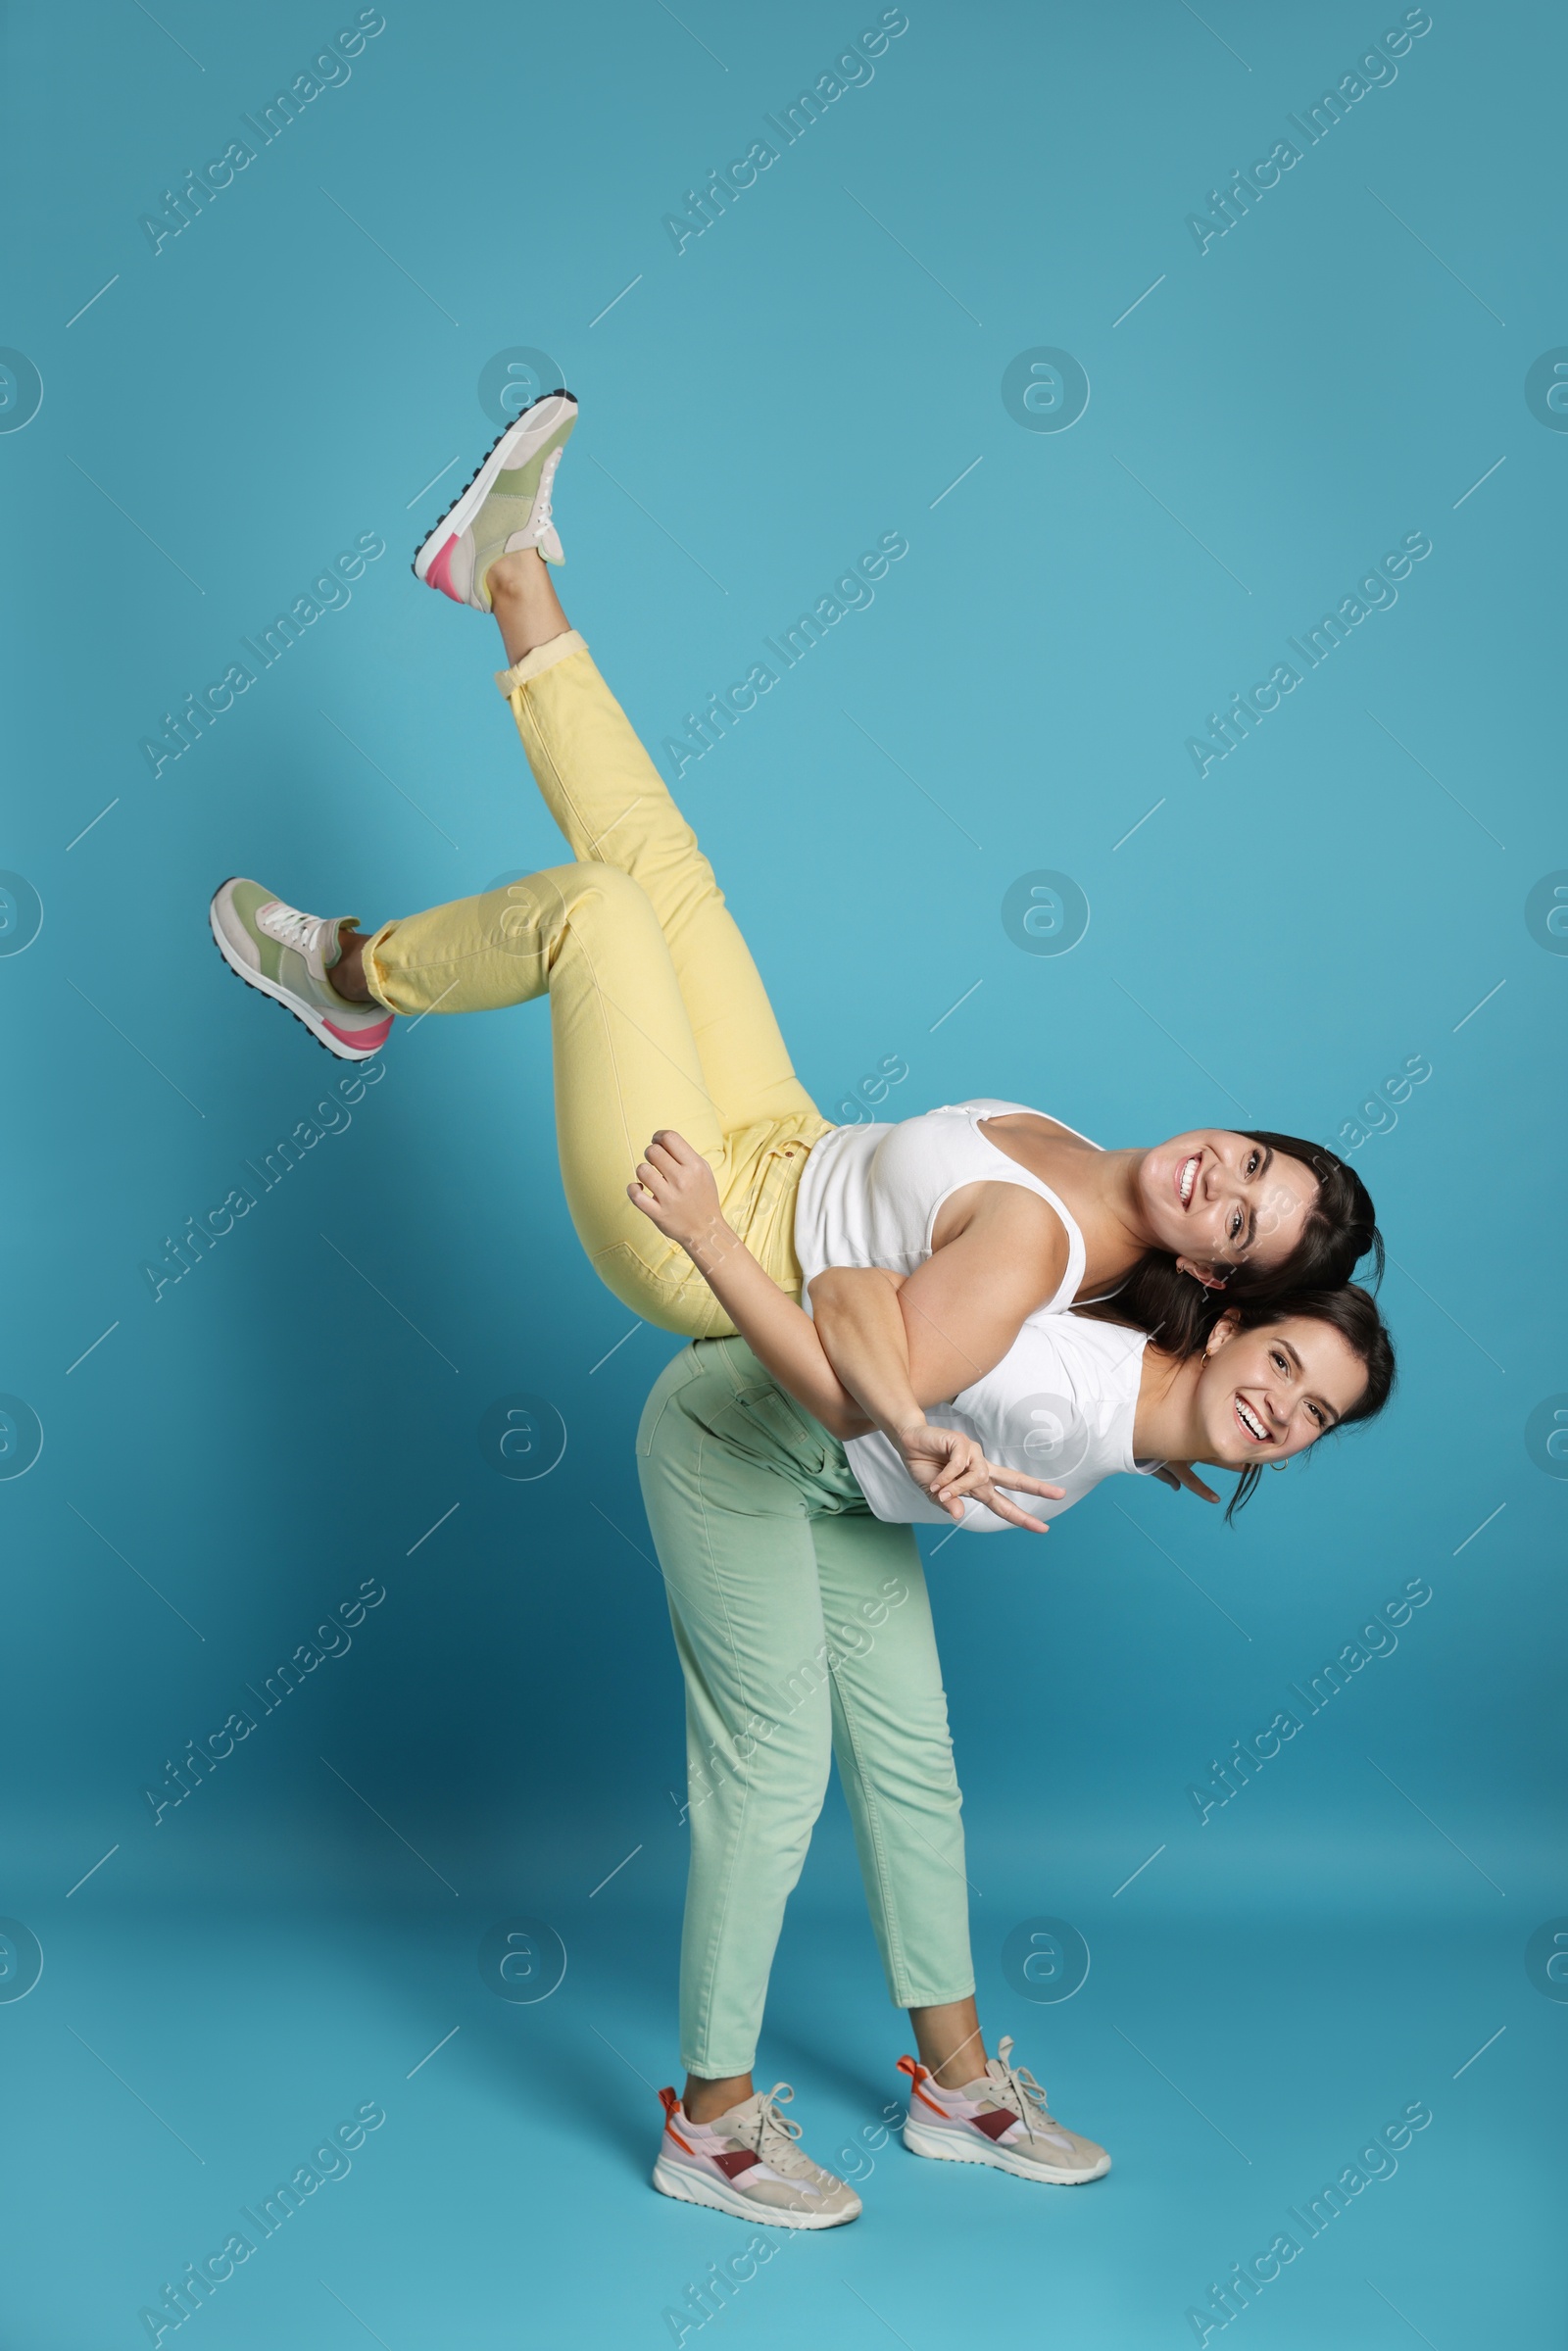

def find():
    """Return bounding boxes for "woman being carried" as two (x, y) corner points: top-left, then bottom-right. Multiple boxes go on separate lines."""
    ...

(210, 393), (1382, 1514)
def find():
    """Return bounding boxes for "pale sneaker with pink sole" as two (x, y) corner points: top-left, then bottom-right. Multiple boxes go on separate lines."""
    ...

(209, 878), (394, 1062)
(412, 390), (576, 612)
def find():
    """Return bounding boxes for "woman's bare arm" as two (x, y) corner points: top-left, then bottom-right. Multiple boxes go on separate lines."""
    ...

(627, 1137), (1062, 1528)
(813, 1186), (1069, 1410)
(806, 1266), (1063, 1531)
(805, 1267), (925, 1447)
(628, 1133), (870, 1437)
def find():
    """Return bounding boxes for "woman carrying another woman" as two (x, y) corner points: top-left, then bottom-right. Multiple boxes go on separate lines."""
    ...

(625, 1134), (1393, 2226)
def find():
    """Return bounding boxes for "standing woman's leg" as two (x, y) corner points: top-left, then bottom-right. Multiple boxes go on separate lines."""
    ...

(804, 1512), (981, 2071)
(636, 1343), (837, 2093)
(813, 1511), (1113, 2184)
(639, 1342), (1113, 2204)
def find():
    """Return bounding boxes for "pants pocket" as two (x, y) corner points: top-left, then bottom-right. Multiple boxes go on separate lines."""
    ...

(721, 1382), (830, 1478)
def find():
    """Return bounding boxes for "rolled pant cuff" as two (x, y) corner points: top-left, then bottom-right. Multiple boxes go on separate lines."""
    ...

(891, 1978), (976, 2011)
(356, 922), (402, 1015)
(681, 2048), (758, 2082)
(494, 627), (587, 697)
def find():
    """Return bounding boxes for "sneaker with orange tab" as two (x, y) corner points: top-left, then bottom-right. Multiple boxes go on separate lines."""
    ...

(652, 2083), (862, 2229)
(897, 2038), (1111, 2184)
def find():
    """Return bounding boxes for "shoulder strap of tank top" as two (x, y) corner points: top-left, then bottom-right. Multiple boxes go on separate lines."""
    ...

(921, 1102), (1088, 1313)
(955, 1097), (1102, 1151)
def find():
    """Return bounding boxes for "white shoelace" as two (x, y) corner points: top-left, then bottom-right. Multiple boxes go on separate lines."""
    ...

(736, 2082), (813, 2177)
(531, 451), (562, 538)
(260, 901), (322, 954)
(984, 2036), (1057, 2131)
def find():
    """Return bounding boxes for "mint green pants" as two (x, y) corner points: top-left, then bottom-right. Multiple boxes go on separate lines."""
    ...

(636, 1337), (975, 2078)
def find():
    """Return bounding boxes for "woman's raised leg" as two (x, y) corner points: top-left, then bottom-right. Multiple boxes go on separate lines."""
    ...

(414, 388), (819, 1138)
(337, 546), (830, 1307)
(370, 861), (761, 1334)
(488, 553), (824, 1140)
(210, 405), (828, 1327)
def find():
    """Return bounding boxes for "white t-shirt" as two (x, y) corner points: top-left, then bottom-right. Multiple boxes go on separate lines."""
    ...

(848, 1307), (1158, 1534)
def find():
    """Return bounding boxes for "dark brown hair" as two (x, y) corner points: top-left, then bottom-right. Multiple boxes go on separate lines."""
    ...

(1237, 1130), (1384, 1292)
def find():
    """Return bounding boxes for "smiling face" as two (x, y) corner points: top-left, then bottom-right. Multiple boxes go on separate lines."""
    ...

(1138, 1132), (1319, 1281)
(1194, 1312), (1369, 1468)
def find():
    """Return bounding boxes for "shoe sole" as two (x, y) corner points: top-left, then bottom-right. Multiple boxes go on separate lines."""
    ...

(651, 2156), (859, 2229)
(902, 2120), (1109, 2185)
(208, 881), (390, 1064)
(411, 390), (576, 582)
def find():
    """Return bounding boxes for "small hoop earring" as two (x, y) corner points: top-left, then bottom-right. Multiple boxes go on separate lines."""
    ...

(1269, 1459), (1287, 1472)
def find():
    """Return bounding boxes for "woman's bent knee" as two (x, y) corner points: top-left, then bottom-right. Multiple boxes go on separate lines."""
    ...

(589, 1240), (737, 1340)
(566, 861), (657, 921)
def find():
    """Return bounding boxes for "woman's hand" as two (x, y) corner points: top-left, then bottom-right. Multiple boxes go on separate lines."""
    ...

(897, 1421), (1065, 1534)
(628, 1130), (735, 1270)
(1152, 1461), (1221, 1503)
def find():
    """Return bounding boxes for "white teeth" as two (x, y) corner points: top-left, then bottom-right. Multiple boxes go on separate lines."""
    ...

(1179, 1155), (1198, 1205)
(1236, 1398), (1267, 1442)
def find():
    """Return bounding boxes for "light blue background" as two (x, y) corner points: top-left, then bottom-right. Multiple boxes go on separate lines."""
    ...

(4, 1), (1562, 2342)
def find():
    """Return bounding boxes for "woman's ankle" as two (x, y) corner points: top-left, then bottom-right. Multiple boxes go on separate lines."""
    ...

(925, 2045), (986, 2089)
(909, 1997), (987, 2087)
(682, 2070), (753, 2125)
(487, 547), (545, 600)
(328, 928), (373, 1003)
(488, 547), (570, 663)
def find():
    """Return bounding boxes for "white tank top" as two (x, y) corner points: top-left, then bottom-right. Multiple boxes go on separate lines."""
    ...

(793, 1098), (1100, 1311)
(847, 1307), (1154, 1533)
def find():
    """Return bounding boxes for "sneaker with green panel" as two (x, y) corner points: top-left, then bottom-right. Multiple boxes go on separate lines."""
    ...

(209, 878), (394, 1062)
(413, 389), (576, 612)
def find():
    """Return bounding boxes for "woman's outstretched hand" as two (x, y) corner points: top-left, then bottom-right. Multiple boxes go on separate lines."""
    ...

(898, 1420), (1065, 1534)
(1153, 1461), (1221, 1503)
(628, 1130), (733, 1271)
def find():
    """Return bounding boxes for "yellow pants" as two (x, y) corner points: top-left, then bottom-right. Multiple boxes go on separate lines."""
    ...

(360, 632), (832, 1337)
